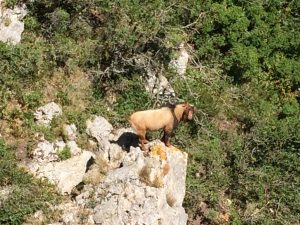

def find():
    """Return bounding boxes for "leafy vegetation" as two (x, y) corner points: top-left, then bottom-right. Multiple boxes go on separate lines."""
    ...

(0, 0), (299, 224)
(57, 146), (71, 161)
(0, 139), (61, 225)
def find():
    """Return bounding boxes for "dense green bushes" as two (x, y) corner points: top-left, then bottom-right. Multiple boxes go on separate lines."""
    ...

(191, 1), (300, 88)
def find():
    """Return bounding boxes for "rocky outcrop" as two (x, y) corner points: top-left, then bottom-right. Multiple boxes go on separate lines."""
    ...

(63, 124), (77, 141)
(28, 104), (96, 194)
(0, 1), (27, 44)
(144, 67), (176, 102)
(34, 102), (62, 126)
(28, 139), (94, 194)
(38, 151), (95, 194)
(133, 55), (176, 104)
(170, 43), (190, 76)
(27, 107), (188, 225)
(92, 142), (188, 225)
(133, 44), (189, 105)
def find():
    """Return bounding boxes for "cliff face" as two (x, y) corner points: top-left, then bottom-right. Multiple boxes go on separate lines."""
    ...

(92, 142), (188, 225)
(25, 103), (188, 225)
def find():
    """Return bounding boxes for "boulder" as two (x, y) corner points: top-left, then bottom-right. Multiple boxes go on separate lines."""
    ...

(63, 124), (77, 141)
(38, 151), (95, 194)
(0, 2), (27, 44)
(86, 116), (113, 159)
(66, 140), (82, 156)
(28, 138), (94, 195)
(34, 102), (62, 126)
(170, 43), (189, 76)
(32, 140), (58, 162)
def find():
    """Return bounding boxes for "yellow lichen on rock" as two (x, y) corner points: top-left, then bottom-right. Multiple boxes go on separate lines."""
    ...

(150, 144), (167, 161)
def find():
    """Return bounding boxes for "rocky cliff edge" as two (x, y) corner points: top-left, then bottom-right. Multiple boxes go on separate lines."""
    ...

(24, 102), (188, 225)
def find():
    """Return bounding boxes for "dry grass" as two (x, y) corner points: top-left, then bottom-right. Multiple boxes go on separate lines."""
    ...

(94, 153), (110, 174)
(43, 68), (91, 111)
(83, 165), (104, 185)
(152, 175), (164, 188)
(84, 153), (110, 185)
(139, 165), (152, 185)
(24, 208), (62, 225)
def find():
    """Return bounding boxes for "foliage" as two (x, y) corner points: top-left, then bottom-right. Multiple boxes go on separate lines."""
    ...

(57, 146), (71, 161)
(115, 77), (153, 119)
(0, 139), (61, 225)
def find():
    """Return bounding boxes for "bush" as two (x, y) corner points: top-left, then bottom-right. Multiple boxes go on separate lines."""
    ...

(0, 139), (61, 225)
(57, 146), (71, 161)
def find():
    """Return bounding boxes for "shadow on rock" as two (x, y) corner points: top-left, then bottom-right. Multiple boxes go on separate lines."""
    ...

(110, 132), (139, 152)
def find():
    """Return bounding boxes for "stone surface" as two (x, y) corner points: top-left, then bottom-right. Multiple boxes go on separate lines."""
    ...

(133, 55), (176, 104)
(28, 139), (94, 194)
(66, 140), (82, 156)
(34, 102), (62, 126)
(170, 43), (189, 76)
(38, 151), (95, 194)
(86, 116), (113, 159)
(0, 1), (27, 44)
(93, 142), (188, 225)
(27, 116), (188, 225)
(53, 202), (94, 225)
(63, 124), (77, 141)
(144, 68), (176, 103)
(32, 140), (58, 162)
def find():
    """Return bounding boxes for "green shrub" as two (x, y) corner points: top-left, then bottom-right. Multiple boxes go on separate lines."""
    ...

(57, 146), (71, 161)
(115, 77), (153, 123)
(0, 139), (60, 225)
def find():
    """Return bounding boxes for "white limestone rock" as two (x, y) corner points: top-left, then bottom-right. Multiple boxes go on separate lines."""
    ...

(0, 1), (27, 44)
(144, 68), (176, 101)
(26, 120), (189, 225)
(86, 116), (113, 159)
(34, 102), (62, 126)
(86, 116), (113, 141)
(107, 143), (126, 169)
(66, 140), (82, 156)
(133, 55), (176, 103)
(170, 43), (190, 76)
(33, 140), (58, 162)
(53, 202), (94, 225)
(63, 124), (77, 141)
(38, 151), (95, 194)
(54, 140), (66, 151)
(93, 142), (188, 225)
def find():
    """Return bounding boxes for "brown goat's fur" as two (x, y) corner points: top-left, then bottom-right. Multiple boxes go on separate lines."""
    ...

(128, 102), (195, 151)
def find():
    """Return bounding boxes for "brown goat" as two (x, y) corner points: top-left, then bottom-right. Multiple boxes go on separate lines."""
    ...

(128, 102), (195, 151)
